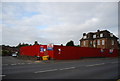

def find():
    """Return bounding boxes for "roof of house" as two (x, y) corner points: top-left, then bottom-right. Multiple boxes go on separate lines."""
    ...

(80, 30), (118, 41)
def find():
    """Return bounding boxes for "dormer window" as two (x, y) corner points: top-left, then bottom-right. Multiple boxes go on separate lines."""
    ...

(83, 36), (87, 39)
(110, 33), (113, 37)
(100, 33), (103, 37)
(93, 34), (96, 38)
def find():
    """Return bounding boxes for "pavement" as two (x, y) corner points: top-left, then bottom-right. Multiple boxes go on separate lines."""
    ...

(1, 56), (120, 80)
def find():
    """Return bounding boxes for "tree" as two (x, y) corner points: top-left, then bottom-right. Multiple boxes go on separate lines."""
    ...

(34, 41), (39, 45)
(16, 43), (30, 48)
(2, 50), (12, 56)
(17, 43), (22, 48)
(66, 40), (74, 46)
(61, 44), (63, 46)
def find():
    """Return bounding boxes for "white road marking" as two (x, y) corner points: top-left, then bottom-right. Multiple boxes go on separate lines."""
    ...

(3, 61), (43, 66)
(20, 63), (25, 64)
(35, 69), (58, 73)
(86, 63), (105, 67)
(0, 75), (6, 77)
(4, 63), (33, 66)
(35, 67), (76, 73)
(59, 67), (75, 70)
(17, 63), (21, 64)
(11, 64), (16, 65)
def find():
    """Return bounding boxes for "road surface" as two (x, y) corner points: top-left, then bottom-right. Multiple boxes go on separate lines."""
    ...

(2, 56), (120, 80)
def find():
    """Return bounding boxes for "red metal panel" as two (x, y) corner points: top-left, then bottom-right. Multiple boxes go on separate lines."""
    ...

(48, 50), (54, 58)
(20, 45), (39, 56)
(20, 45), (47, 57)
(53, 45), (118, 60)
(20, 45), (118, 60)
(53, 46), (80, 60)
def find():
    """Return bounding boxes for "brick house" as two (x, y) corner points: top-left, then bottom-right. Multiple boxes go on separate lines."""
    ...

(80, 30), (119, 49)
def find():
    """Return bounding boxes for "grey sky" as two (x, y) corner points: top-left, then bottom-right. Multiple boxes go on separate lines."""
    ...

(1, 2), (119, 46)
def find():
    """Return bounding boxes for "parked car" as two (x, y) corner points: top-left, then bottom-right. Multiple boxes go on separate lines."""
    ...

(12, 53), (17, 57)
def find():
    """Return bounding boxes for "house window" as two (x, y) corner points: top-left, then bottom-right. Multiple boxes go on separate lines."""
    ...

(97, 40), (100, 45)
(93, 34), (96, 38)
(100, 33), (103, 37)
(112, 40), (114, 45)
(83, 41), (86, 46)
(110, 33), (113, 37)
(102, 40), (105, 45)
(93, 41), (96, 47)
(83, 36), (87, 39)
(90, 41), (92, 45)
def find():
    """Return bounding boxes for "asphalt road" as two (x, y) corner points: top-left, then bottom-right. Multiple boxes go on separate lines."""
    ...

(1, 56), (120, 80)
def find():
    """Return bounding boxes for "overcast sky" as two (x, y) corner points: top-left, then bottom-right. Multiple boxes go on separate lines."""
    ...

(1, 2), (118, 46)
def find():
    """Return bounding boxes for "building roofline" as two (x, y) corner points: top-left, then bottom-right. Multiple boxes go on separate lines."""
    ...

(87, 30), (110, 34)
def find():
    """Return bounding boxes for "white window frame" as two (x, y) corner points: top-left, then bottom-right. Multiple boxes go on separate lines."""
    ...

(83, 41), (86, 46)
(112, 40), (114, 45)
(102, 40), (105, 45)
(100, 33), (103, 37)
(110, 33), (113, 37)
(90, 41), (92, 45)
(83, 36), (87, 39)
(93, 34), (96, 38)
(97, 40), (100, 45)
(93, 41), (96, 47)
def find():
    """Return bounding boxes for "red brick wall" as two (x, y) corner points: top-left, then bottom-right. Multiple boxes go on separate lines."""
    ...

(80, 38), (118, 49)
